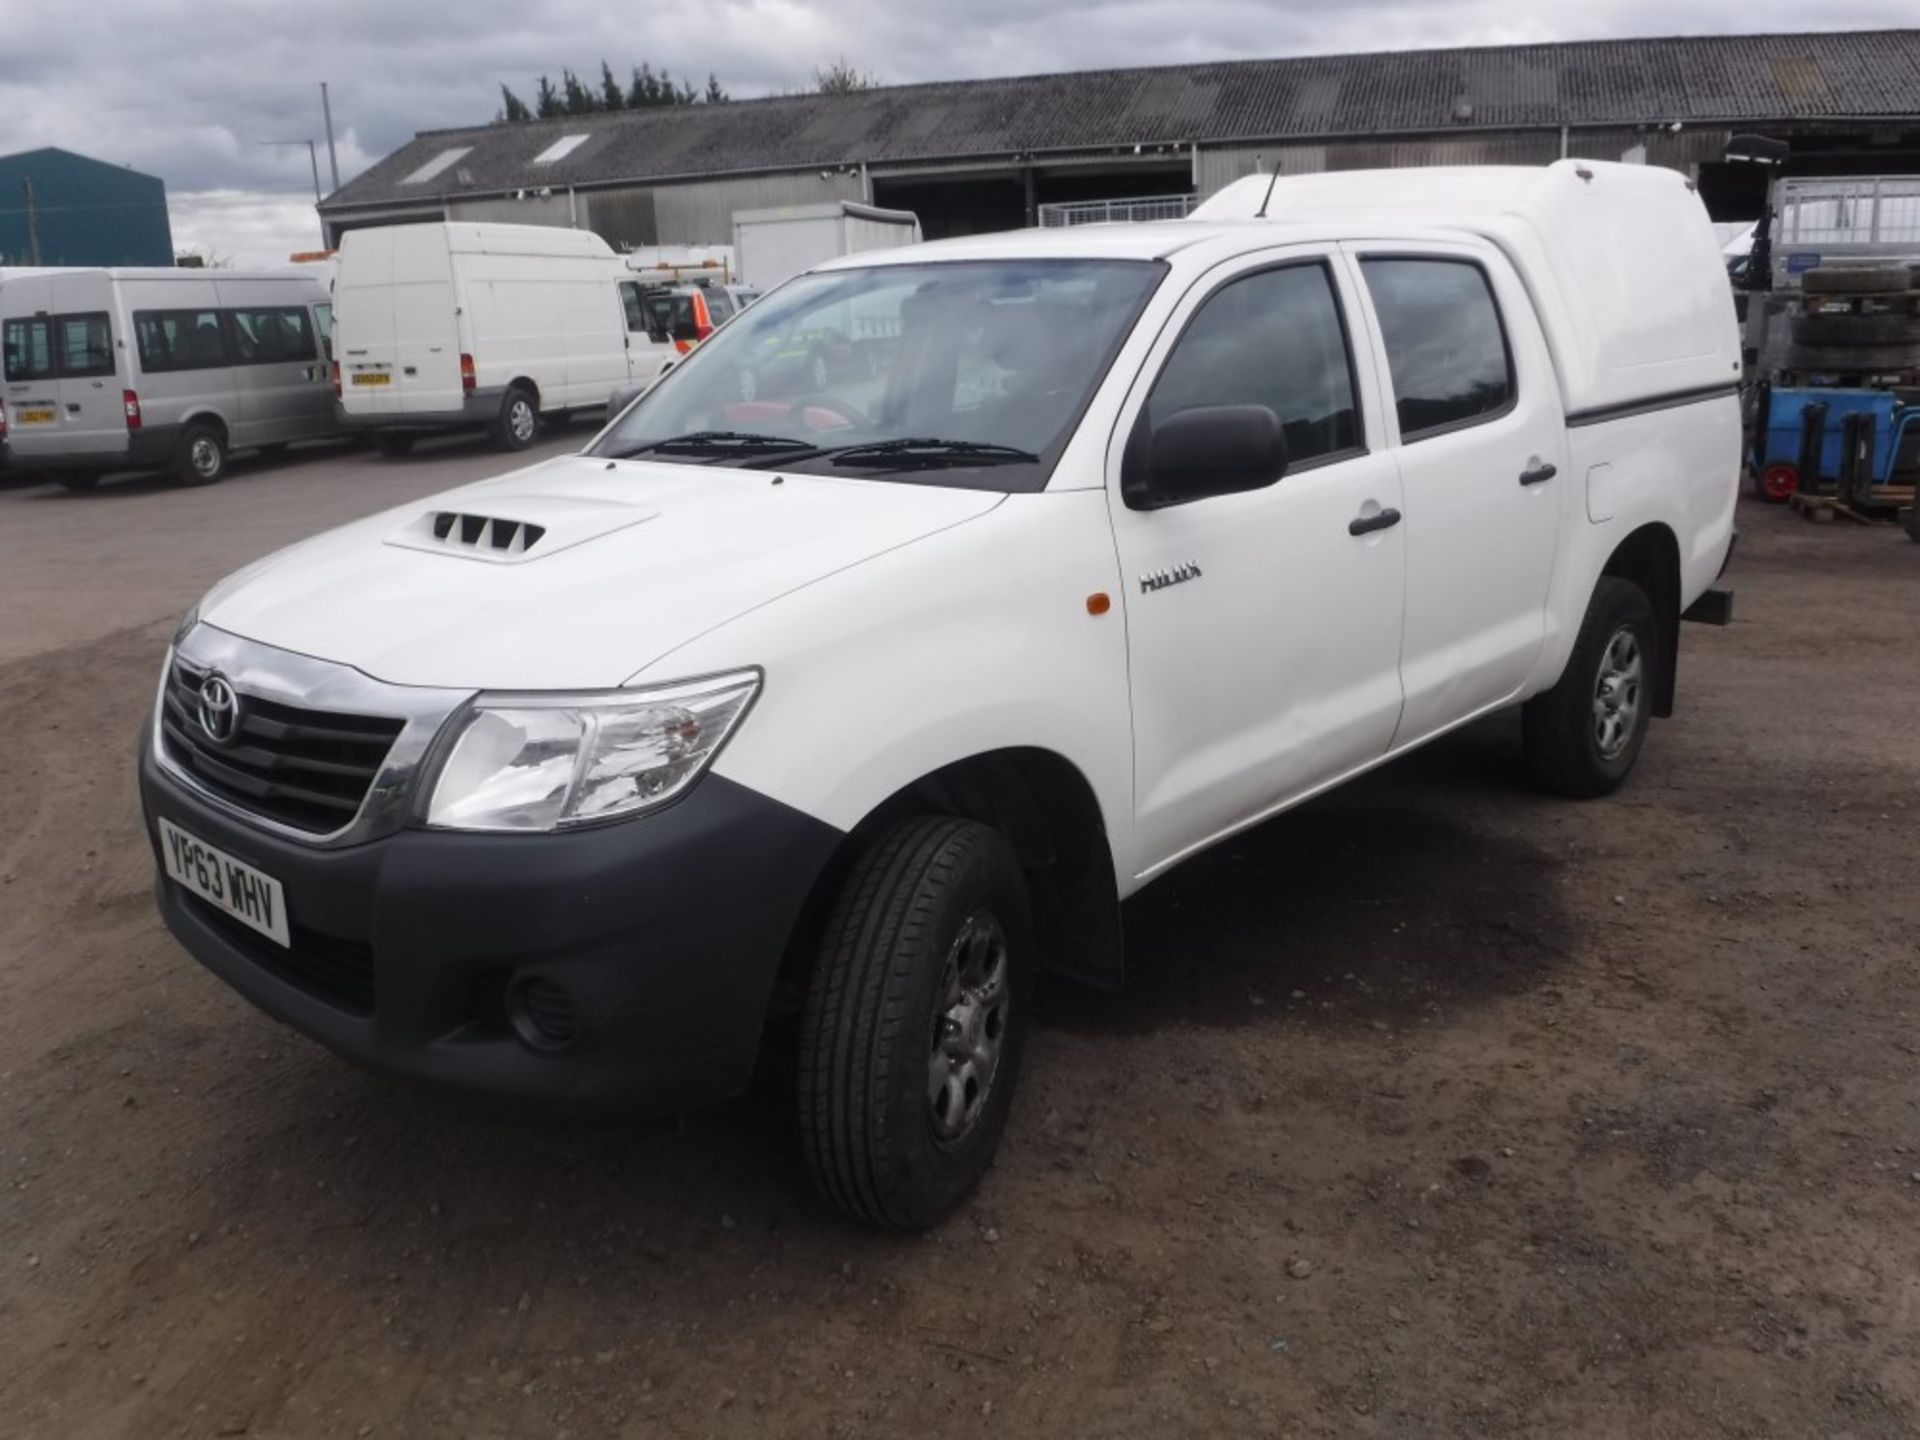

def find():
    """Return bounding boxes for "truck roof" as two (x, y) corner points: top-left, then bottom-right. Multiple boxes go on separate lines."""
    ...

(820, 160), (1741, 418)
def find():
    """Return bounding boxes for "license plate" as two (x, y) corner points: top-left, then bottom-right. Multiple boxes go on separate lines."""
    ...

(351, 372), (391, 386)
(158, 818), (289, 947)
(16, 406), (55, 423)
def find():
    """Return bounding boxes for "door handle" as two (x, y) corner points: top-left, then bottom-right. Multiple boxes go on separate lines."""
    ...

(1348, 507), (1402, 536)
(1519, 461), (1558, 486)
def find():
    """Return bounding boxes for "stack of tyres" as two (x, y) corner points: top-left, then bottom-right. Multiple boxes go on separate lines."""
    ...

(1784, 265), (1920, 392)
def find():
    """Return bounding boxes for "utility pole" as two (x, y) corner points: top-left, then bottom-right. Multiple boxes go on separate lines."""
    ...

(22, 176), (42, 265)
(320, 82), (341, 193)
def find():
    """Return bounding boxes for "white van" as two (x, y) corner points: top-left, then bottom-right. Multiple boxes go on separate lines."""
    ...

(146, 162), (1738, 1228)
(333, 223), (674, 454)
(1, 268), (335, 487)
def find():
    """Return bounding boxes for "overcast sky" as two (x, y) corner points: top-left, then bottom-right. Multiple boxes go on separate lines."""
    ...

(0, 0), (1911, 265)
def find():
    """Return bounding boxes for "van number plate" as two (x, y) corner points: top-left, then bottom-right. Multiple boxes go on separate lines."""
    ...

(158, 818), (290, 947)
(351, 372), (391, 386)
(15, 406), (56, 423)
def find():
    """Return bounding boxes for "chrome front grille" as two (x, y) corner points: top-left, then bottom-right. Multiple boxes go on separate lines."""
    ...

(161, 657), (405, 834)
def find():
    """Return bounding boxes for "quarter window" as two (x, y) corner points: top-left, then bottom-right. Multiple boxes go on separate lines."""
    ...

(134, 310), (234, 373)
(1360, 258), (1514, 440)
(230, 307), (318, 364)
(1146, 262), (1361, 468)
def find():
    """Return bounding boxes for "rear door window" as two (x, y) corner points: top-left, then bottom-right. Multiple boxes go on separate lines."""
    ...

(134, 310), (234, 373)
(230, 307), (319, 364)
(1359, 258), (1514, 440)
(3, 317), (56, 381)
(56, 313), (116, 377)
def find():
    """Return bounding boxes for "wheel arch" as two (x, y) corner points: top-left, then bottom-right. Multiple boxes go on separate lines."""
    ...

(774, 746), (1125, 1011)
(506, 377), (541, 409)
(1598, 521), (1681, 717)
(180, 410), (230, 443)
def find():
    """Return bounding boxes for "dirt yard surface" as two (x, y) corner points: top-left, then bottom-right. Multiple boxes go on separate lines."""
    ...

(2, 453), (1917, 1438)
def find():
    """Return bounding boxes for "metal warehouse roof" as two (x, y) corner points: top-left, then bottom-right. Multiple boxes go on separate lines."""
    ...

(323, 29), (1920, 210)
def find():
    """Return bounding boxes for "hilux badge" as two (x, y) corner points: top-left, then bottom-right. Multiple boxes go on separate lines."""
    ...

(1140, 561), (1203, 594)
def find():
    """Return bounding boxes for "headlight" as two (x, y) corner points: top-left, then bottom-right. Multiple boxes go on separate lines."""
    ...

(423, 670), (760, 833)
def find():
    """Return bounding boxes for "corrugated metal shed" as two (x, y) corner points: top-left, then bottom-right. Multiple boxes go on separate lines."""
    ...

(0, 147), (173, 266)
(324, 29), (1920, 213)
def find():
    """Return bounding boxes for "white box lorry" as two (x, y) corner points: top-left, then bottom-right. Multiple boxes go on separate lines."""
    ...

(143, 161), (1738, 1229)
(732, 201), (921, 291)
(332, 222), (675, 454)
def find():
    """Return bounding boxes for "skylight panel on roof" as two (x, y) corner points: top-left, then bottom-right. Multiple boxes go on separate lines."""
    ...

(400, 147), (473, 185)
(532, 134), (591, 164)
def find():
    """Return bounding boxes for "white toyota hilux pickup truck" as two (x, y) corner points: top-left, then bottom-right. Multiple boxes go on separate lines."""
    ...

(142, 161), (1738, 1228)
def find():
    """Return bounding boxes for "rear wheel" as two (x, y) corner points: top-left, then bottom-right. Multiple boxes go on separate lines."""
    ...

(1522, 576), (1655, 799)
(799, 816), (1033, 1230)
(494, 387), (539, 451)
(174, 424), (227, 486)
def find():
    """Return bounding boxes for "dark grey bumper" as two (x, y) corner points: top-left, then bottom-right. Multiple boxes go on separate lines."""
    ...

(140, 731), (844, 1119)
(335, 388), (505, 434)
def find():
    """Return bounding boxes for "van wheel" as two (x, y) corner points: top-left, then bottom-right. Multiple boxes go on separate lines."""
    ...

(58, 472), (101, 492)
(175, 425), (227, 486)
(1522, 576), (1655, 799)
(494, 387), (539, 451)
(799, 816), (1032, 1230)
(374, 433), (416, 458)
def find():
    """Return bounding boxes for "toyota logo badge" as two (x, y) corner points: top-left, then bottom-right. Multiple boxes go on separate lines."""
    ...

(197, 674), (240, 746)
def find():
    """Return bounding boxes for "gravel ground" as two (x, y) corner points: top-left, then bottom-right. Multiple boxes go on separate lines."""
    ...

(1, 446), (1917, 1439)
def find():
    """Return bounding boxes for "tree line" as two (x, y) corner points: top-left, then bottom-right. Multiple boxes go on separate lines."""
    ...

(496, 58), (880, 122)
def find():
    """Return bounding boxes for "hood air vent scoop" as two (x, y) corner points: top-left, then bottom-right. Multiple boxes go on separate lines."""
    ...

(385, 494), (659, 565)
(432, 511), (546, 554)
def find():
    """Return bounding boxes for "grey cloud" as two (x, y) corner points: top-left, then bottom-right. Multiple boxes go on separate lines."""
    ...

(0, 0), (1909, 264)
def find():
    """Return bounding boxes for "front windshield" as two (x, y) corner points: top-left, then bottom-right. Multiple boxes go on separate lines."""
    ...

(589, 258), (1166, 490)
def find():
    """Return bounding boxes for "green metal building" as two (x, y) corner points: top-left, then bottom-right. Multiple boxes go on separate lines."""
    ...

(0, 147), (173, 267)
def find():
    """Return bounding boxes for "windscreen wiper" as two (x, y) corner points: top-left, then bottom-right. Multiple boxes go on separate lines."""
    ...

(606, 430), (817, 459)
(827, 438), (1041, 468)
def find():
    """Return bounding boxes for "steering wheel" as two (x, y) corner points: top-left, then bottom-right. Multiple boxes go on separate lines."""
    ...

(784, 392), (872, 432)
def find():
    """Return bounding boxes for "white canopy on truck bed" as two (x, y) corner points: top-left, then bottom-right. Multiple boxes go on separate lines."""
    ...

(1194, 160), (1741, 418)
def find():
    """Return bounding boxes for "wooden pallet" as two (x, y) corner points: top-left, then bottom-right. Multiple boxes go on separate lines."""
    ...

(1789, 486), (1916, 524)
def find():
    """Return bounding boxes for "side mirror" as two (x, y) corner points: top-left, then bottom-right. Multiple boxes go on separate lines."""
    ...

(1126, 404), (1289, 510)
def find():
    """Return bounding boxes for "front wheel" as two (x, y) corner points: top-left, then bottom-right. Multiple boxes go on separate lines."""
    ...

(799, 817), (1033, 1230)
(1522, 576), (1655, 798)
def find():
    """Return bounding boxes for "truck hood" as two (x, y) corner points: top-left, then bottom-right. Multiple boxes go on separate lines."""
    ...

(200, 453), (1004, 690)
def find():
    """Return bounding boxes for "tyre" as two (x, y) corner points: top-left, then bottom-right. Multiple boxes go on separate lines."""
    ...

(374, 432), (416, 458)
(1522, 576), (1655, 799)
(1791, 312), (1920, 348)
(174, 424), (227, 486)
(57, 471), (101, 492)
(1783, 342), (1920, 373)
(1800, 266), (1915, 296)
(493, 387), (539, 451)
(799, 816), (1033, 1230)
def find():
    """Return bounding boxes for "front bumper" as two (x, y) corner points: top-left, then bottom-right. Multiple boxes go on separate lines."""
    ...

(140, 731), (841, 1118)
(335, 388), (505, 435)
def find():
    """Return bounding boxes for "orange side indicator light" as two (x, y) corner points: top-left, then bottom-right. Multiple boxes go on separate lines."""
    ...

(1086, 592), (1111, 616)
